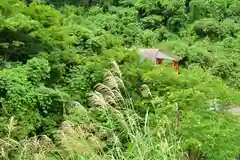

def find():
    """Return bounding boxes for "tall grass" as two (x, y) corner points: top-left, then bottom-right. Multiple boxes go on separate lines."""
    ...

(87, 60), (182, 160)
(0, 117), (53, 160)
(0, 60), (182, 160)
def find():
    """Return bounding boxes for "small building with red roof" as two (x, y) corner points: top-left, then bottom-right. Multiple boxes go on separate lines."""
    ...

(138, 48), (181, 72)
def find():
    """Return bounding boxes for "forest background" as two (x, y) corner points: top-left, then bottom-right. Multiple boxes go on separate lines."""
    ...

(0, 0), (240, 159)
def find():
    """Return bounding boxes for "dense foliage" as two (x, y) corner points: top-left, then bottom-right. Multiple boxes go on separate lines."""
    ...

(0, 0), (240, 159)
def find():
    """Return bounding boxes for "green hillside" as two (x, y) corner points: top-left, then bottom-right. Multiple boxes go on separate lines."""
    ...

(0, 0), (240, 159)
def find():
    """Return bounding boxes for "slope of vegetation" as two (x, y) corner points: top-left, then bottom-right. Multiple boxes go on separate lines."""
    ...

(0, 0), (240, 159)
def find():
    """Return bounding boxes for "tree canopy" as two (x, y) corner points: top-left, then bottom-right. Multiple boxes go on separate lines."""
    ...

(0, 0), (240, 159)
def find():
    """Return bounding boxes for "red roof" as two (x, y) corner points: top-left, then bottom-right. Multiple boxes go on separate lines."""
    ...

(138, 48), (181, 62)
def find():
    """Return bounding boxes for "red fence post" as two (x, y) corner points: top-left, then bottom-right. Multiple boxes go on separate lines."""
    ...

(172, 61), (179, 72)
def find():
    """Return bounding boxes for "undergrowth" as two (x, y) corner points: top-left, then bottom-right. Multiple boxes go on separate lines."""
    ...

(0, 61), (182, 160)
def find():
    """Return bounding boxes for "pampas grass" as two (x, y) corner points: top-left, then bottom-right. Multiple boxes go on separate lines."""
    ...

(86, 60), (181, 160)
(109, 59), (122, 78)
(89, 60), (125, 109)
(88, 91), (109, 108)
(0, 117), (54, 160)
(0, 60), (182, 160)
(140, 84), (152, 98)
(55, 120), (105, 159)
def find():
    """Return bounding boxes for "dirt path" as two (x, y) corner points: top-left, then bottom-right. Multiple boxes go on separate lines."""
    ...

(229, 107), (240, 116)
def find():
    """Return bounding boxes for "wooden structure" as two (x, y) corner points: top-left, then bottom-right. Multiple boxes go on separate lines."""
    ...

(138, 48), (181, 72)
